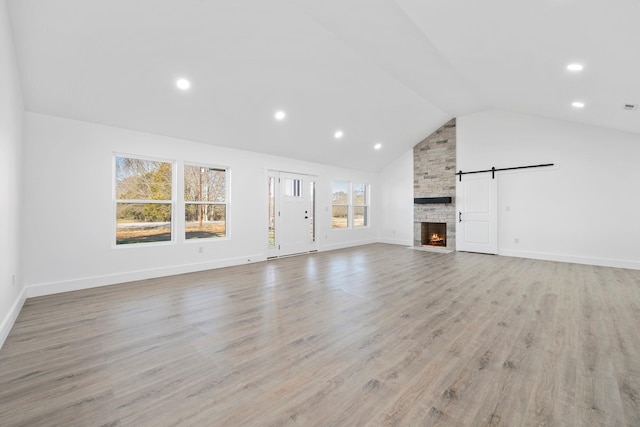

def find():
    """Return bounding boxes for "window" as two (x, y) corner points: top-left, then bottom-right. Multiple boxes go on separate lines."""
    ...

(184, 164), (227, 240)
(332, 181), (349, 229)
(114, 155), (174, 245)
(353, 183), (369, 227)
(284, 178), (302, 197)
(331, 181), (369, 229)
(309, 181), (316, 241)
(268, 176), (276, 248)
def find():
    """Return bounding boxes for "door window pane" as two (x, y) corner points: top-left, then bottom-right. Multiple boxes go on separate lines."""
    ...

(268, 176), (276, 247)
(284, 178), (302, 197)
(309, 181), (315, 242)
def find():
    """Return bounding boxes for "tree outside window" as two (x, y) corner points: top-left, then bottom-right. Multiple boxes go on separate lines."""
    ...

(331, 181), (369, 229)
(184, 164), (227, 240)
(331, 181), (349, 229)
(115, 155), (174, 245)
(353, 183), (368, 227)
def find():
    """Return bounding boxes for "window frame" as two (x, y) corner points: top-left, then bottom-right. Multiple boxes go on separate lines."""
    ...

(331, 181), (370, 230)
(267, 173), (277, 250)
(331, 180), (351, 230)
(283, 177), (303, 198)
(112, 153), (176, 248)
(183, 162), (230, 242)
(352, 182), (369, 228)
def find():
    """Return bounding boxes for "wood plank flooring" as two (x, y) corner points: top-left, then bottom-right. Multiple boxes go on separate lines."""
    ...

(1, 243), (639, 426)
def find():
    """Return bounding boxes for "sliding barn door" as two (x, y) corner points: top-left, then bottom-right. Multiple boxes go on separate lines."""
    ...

(456, 174), (498, 254)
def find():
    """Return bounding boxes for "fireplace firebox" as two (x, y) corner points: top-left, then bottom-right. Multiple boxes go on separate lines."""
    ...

(421, 222), (446, 247)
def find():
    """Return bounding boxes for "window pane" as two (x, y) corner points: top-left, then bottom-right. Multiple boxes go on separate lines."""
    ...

(268, 177), (276, 248)
(116, 203), (172, 244)
(354, 206), (368, 227)
(332, 181), (349, 204)
(310, 181), (315, 242)
(353, 183), (367, 205)
(116, 157), (172, 201)
(185, 204), (226, 239)
(332, 206), (348, 229)
(184, 165), (226, 202)
(284, 178), (302, 197)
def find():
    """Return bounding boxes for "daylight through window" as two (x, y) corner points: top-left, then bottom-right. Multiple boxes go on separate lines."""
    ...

(184, 164), (227, 240)
(353, 183), (368, 227)
(331, 181), (369, 229)
(331, 181), (349, 229)
(115, 155), (174, 245)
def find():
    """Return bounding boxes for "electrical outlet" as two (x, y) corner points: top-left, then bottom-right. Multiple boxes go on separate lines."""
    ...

(514, 238), (519, 244)
(12, 274), (16, 287)
(198, 247), (204, 254)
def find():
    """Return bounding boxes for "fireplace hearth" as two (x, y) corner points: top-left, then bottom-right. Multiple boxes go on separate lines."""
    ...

(421, 222), (446, 247)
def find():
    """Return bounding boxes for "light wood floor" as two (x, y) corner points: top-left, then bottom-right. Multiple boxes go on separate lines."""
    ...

(1, 244), (640, 426)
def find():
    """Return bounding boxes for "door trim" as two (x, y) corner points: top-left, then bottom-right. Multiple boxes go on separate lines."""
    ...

(266, 170), (318, 258)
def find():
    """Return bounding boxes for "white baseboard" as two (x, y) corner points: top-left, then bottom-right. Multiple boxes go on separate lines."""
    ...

(0, 287), (26, 350)
(24, 239), (386, 298)
(320, 238), (377, 252)
(25, 254), (266, 298)
(498, 249), (640, 271)
(377, 237), (413, 246)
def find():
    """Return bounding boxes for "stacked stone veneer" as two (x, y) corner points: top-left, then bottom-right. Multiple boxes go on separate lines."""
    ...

(413, 118), (457, 249)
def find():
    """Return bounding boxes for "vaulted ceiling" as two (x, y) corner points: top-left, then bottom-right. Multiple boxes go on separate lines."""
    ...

(7, 0), (640, 171)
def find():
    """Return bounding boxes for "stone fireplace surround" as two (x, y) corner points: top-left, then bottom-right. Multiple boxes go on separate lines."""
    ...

(413, 118), (456, 250)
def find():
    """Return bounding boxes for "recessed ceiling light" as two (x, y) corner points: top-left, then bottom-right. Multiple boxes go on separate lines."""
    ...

(176, 78), (191, 90)
(572, 101), (585, 108)
(275, 111), (286, 121)
(334, 130), (343, 139)
(374, 143), (382, 150)
(567, 63), (584, 72)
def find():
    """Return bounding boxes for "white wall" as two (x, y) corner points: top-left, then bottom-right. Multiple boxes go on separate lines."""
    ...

(0, 0), (25, 347)
(377, 148), (413, 246)
(22, 113), (378, 296)
(458, 110), (640, 269)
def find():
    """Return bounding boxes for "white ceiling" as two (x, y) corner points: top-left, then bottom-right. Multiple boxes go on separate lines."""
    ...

(7, 0), (640, 172)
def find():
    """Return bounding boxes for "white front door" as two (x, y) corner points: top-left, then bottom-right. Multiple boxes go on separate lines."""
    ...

(268, 172), (316, 257)
(456, 173), (498, 254)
